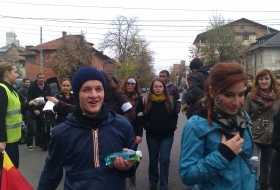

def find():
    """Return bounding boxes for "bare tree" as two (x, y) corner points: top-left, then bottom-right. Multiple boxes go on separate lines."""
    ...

(99, 15), (155, 86)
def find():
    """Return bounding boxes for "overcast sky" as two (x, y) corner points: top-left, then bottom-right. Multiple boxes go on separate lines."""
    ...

(0, 0), (279, 74)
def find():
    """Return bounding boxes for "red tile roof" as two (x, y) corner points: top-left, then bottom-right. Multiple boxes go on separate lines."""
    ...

(30, 34), (94, 51)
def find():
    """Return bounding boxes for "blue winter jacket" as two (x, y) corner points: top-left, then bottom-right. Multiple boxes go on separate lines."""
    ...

(179, 115), (259, 190)
(38, 110), (135, 190)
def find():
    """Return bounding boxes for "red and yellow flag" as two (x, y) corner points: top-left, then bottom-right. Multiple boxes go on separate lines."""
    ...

(1, 151), (34, 190)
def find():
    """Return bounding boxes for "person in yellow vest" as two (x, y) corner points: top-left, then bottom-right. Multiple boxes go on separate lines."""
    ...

(0, 62), (38, 168)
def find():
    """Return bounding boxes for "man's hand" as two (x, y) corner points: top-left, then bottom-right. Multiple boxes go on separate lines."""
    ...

(46, 96), (59, 105)
(135, 136), (142, 144)
(221, 133), (244, 155)
(113, 157), (132, 170)
(0, 142), (6, 152)
(34, 110), (40, 115)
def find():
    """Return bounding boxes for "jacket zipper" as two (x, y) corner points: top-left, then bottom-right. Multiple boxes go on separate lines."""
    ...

(92, 129), (100, 168)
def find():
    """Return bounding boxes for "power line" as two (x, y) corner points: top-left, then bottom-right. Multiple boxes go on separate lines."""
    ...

(1, 15), (279, 28)
(0, 26), (197, 38)
(0, 1), (279, 12)
(0, 21), (204, 32)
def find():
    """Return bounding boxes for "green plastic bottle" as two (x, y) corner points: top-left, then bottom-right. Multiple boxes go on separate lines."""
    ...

(105, 149), (142, 168)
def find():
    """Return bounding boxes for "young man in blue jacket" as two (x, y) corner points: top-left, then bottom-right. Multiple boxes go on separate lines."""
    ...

(38, 67), (135, 190)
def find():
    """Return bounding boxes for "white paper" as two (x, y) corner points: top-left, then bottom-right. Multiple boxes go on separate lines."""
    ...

(43, 101), (55, 111)
(250, 156), (259, 161)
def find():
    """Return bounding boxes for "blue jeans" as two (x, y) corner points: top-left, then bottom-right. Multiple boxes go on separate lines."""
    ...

(146, 136), (174, 190)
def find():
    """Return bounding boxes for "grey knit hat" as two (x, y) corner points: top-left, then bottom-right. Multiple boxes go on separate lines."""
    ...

(71, 66), (106, 102)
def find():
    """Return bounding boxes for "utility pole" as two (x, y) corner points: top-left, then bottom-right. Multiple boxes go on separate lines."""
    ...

(40, 27), (43, 73)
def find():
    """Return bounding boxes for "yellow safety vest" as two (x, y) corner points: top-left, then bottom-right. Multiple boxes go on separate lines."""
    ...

(0, 83), (21, 143)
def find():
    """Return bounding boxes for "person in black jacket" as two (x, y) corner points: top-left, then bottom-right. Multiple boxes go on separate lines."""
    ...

(144, 78), (178, 190)
(100, 70), (136, 123)
(17, 78), (30, 103)
(54, 78), (76, 125)
(159, 70), (181, 114)
(120, 75), (144, 190)
(270, 110), (280, 190)
(184, 58), (212, 118)
(26, 73), (52, 151)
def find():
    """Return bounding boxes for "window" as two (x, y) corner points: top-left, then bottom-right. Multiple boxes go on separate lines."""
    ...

(272, 52), (277, 64)
(240, 25), (244, 30)
(259, 54), (262, 66)
(243, 35), (249, 40)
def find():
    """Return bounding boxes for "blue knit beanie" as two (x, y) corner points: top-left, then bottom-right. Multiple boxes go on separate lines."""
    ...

(71, 66), (106, 102)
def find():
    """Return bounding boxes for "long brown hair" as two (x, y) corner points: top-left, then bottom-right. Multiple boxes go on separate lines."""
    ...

(0, 62), (15, 80)
(120, 75), (141, 95)
(203, 61), (247, 125)
(251, 69), (280, 97)
(144, 78), (172, 114)
(99, 70), (119, 100)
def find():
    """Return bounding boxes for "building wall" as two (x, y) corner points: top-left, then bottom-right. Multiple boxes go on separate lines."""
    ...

(247, 48), (280, 75)
(26, 62), (59, 79)
(6, 32), (18, 45)
(262, 48), (280, 70)
(231, 20), (271, 39)
(27, 50), (115, 80)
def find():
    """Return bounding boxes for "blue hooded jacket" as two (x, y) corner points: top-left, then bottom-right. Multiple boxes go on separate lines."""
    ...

(179, 115), (259, 190)
(38, 110), (135, 190)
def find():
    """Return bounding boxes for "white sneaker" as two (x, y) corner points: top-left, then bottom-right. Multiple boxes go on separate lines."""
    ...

(27, 146), (34, 151)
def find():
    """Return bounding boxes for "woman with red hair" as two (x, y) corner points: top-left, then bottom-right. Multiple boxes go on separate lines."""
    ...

(179, 62), (259, 190)
(120, 75), (144, 190)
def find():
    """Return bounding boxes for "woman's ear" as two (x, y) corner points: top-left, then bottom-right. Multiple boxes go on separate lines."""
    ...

(208, 86), (214, 98)
(5, 70), (10, 77)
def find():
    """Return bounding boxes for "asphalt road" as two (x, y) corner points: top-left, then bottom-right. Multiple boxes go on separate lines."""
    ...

(18, 93), (190, 190)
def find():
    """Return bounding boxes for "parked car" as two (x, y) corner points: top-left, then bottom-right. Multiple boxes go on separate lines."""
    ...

(141, 88), (147, 93)
(178, 87), (183, 93)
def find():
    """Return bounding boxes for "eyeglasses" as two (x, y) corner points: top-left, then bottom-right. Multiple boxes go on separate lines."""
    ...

(126, 82), (136, 86)
(153, 85), (163, 89)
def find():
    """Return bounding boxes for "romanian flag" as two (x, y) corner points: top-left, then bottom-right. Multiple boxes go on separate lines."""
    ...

(1, 151), (34, 190)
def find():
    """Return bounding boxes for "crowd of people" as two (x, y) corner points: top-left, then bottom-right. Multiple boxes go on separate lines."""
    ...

(1, 58), (280, 189)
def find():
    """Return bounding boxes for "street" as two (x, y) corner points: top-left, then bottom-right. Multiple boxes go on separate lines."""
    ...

(18, 93), (189, 190)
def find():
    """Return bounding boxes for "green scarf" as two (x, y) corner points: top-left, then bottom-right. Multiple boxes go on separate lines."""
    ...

(151, 93), (166, 102)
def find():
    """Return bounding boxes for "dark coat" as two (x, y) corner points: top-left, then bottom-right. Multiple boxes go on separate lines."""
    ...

(27, 81), (52, 111)
(104, 90), (136, 123)
(17, 85), (28, 103)
(132, 95), (144, 137)
(270, 110), (280, 189)
(38, 110), (135, 190)
(166, 81), (181, 114)
(185, 65), (211, 106)
(54, 92), (76, 124)
(144, 100), (178, 140)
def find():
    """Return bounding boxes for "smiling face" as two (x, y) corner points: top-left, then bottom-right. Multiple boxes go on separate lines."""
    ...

(79, 80), (104, 118)
(6, 65), (19, 85)
(258, 74), (271, 92)
(153, 80), (164, 95)
(23, 80), (30, 88)
(210, 81), (245, 115)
